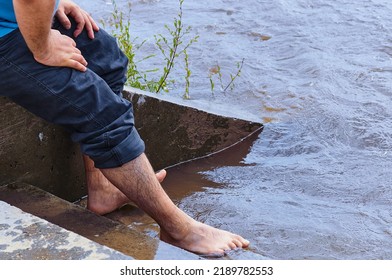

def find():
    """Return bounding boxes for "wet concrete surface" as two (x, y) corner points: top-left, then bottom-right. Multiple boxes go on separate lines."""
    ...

(0, 96), (86, 202)
(0, 200), (132, 260)
(0, 184), (199, 260)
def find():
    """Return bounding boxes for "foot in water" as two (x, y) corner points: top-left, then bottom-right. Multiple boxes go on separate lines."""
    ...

(160, 218), (250, 257)
(88, 153), (249, 256)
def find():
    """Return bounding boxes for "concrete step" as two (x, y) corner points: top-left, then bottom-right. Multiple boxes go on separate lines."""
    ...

(0, 183), (199, 260)
(0, 200), (132, 260)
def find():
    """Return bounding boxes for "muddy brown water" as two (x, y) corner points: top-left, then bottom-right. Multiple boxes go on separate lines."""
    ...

(78, 0), (392, 259)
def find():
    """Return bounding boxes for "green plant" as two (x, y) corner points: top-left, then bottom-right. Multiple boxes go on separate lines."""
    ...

(208, 58), (244, 94)
(183, 49), (191, 99)
(106, 0), (243, 99)
(154, 0), (199, 97)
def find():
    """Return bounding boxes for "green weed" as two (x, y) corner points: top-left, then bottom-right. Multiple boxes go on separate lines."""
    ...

(106, 0), (243, 98)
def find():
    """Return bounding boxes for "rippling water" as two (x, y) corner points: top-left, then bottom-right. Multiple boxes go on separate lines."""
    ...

(78, 0), (392, 259)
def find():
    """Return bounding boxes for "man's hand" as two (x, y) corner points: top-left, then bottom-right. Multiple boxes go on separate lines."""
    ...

(14, 0), (97, 71)
(33, 29), (88, 72)
(55, 0), (99, 39)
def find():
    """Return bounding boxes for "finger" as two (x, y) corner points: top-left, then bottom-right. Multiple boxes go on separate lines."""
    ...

(83, 14), (94, 39)
(59, 32), (78, 49)
(69, 60), (87, 72)
(59, 53), (87, 72)
(83, 12), (100, 39)
(66, 37), (78, 48)
(73, 22), (84, 38)
(88, 14), (100, 32)
(56, 10), (72, 30)
(71, 53), (88, 67)
(73, 46), (82, 54)
(70, 9), (85, 38)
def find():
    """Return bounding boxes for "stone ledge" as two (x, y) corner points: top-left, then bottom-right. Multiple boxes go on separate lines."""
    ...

(0, 200), (132, 260)
(0, 183), (200, 260)
(0, 88), (262, 201)
(125, 87), (263, 171)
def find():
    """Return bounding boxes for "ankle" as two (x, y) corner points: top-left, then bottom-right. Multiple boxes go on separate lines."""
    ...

(160, 215), (196, 242)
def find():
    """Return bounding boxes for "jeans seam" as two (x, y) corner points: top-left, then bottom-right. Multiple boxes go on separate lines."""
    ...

(1, 55), (106, 128)
(113, 143), (121, 165)
(103, 132), (120, 166)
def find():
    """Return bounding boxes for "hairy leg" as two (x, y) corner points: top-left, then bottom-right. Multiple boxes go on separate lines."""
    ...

(100, 153), (250, 256)
(84, 155), (166, 215)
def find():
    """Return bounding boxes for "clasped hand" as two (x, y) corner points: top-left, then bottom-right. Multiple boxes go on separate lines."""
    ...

(34, 0), (99, 72)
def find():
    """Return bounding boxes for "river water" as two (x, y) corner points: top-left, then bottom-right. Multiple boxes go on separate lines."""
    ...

(78, 0), (392, 259)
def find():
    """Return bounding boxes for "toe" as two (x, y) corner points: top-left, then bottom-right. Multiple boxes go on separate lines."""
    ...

(156, 169), (167, 183)
(201, 249), (225, 258)
(228, 242), (238, 250)
(235, 235), (250, 247)
(232, 239), (243, 248)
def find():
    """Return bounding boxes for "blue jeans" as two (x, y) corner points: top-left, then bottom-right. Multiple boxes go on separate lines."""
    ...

(0, 19), (145, 168)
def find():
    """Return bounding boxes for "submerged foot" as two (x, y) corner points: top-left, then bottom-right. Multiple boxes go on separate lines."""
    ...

(87, 169), (167, 215)
(160, 219), (250, 257)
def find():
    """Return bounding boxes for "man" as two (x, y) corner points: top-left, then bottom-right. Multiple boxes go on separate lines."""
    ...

(0, 0), (249, 256)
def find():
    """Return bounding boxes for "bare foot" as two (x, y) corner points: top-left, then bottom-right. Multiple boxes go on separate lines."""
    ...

(160, 219), (250, 257)
(155, 169), (167, 183)
(87, 169), (167, 215)
(98, 153), (248, 256)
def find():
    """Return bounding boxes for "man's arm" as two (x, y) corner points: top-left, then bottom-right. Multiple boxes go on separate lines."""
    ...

(13, 0), (88, 71)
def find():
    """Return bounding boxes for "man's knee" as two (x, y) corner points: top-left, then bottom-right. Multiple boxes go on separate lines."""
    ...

(52, 16), (128, 94)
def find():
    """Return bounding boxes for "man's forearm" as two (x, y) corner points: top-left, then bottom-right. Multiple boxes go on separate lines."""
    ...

(13, 0), (56, 58)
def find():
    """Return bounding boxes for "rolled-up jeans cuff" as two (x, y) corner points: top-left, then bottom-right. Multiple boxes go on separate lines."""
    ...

(92, 127), (145, 169)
